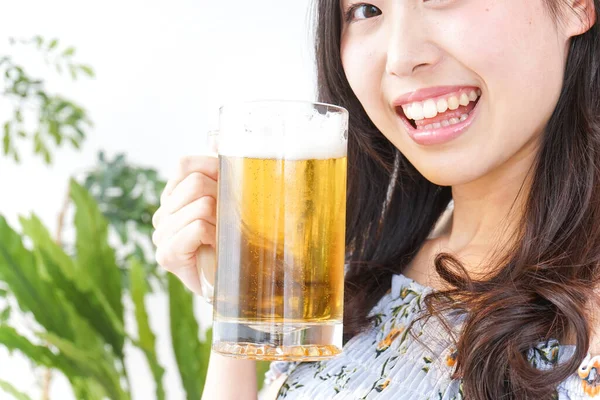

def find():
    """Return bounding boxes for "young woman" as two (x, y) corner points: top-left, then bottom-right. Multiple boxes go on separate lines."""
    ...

(152, 0), (600, 398)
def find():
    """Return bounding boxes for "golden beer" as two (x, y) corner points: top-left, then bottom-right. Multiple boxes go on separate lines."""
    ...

(213, 155), (347, 360)
(209, 100), (348, 361)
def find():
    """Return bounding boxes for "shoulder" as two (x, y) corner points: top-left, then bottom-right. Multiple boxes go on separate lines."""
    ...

(566, 297), (600, 398)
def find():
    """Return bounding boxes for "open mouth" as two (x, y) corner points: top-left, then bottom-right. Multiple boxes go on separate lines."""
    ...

(395, 88), (481, 131)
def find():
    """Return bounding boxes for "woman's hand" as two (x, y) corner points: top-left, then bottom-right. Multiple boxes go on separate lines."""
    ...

(152, 155), (218, 294)
(152, 155), (260, 400)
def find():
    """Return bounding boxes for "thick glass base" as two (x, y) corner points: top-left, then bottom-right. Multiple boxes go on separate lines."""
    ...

(211, 320), (343, 361)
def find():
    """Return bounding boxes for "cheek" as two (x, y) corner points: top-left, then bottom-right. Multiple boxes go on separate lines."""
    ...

(446, 1), (565, 121)
(341, 35), (387, 113)
(444, 1), (559, 78)
(435, 1), (565, 163)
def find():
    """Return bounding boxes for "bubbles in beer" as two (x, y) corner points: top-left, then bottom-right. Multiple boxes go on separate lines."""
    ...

(214, 155), (347, 324)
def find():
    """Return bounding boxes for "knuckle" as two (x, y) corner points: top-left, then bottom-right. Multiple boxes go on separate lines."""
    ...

(207, 157), (219, 175)
(196, 196), (216, 217)
(178, 156), (195, 174)
(155, 248), (172, 269)
(190, 172), (206, 193)
(192, 219), (208, 236)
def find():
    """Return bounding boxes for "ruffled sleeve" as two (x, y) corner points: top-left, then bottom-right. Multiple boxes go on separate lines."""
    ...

(263, 361), (298, 387)
(556, 353), (600, 399)
(528, 340), (599, 398)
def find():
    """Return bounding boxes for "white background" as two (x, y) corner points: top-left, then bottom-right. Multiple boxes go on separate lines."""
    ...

(0, 0), (316, 398)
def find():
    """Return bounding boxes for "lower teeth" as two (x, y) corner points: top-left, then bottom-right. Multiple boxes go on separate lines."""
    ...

(419, 113), (469, 130)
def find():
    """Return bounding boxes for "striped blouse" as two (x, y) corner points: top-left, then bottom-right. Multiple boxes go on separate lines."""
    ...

(265, 273), (599, 399)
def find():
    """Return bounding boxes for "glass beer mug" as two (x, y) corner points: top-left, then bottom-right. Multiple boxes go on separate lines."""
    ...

(198, 100), (348, 361)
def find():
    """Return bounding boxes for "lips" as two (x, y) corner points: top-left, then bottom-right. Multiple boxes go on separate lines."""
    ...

(392, 85), (480, 107)
(395, 95), (482, 146)
(386, 85), (483, 145)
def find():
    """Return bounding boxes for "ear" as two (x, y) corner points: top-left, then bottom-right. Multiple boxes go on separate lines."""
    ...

(562, 0), (597, 37)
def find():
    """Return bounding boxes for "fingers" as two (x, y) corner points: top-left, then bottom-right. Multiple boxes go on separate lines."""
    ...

(152, 196), (216, 246)
(153, 155), (220, 296)
(161, 156), (218, 204)
(163, 172), (217, 215)
(152, 156), (218, 230)
(172, 265), (202, 294)
(155, 219), (216, 270)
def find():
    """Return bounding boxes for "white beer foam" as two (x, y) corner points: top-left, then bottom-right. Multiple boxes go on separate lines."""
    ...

(218, 103), (348, 160)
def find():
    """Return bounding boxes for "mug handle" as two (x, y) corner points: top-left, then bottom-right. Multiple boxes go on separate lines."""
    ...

(197, 246), (216, 304)
(196, 130), (219, 304)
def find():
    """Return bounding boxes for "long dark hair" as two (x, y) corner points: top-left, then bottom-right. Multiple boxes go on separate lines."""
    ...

(313, 0), (600, 398)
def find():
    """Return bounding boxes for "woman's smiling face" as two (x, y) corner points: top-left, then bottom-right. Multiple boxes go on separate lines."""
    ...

(340, 0), (584, 186)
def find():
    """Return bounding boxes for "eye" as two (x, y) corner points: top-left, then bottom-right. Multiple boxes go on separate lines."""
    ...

(345, 3), (382, 22)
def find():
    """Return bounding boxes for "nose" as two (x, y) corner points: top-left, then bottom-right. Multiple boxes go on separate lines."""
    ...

(384, 9), (442, 77)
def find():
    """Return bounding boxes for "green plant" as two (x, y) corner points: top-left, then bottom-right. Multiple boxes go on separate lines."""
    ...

(1, 36), (93, 164)
(0, 180), (215, 399)
(0, 37), (271, 399)
(82, 151), (166, 288)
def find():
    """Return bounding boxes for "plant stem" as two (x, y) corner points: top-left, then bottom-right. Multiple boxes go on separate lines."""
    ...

(41, 184), (71, 400)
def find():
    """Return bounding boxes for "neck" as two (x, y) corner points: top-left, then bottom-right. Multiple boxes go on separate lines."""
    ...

(442, 140), (539, 272)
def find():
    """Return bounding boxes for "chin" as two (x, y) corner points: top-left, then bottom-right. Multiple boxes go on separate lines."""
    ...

(408, 159), (490, 187)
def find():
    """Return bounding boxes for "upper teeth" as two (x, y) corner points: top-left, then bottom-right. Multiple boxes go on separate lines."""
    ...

(401, 89), (481, 121)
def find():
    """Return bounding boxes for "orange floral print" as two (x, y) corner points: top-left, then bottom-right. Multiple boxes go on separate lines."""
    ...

(375, 378), (391, 392)
(579, 356), (600, 397)
(446, 348), (458, 367)
(376, 327), (404, 353)
(272, 275), (598, 399)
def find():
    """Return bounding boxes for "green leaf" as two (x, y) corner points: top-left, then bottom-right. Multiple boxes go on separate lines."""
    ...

(33, 35), (44, 48)
(42, 147), (52, 164)
(0, 216), (75, 339)
(48, 120), (61, 144)
(69, 180), (125, 357)
(130, 257), (166, 400)
(63, 47), (76, 57)
(69, 65), (78, 80)
(257, 361), (271, 390)
(168, 274), (207, 399)
(0, 378), (32, 400)
(33, 132), (42, 153)
(41, 332), (128, 400)
(0, 325), (78, 377)
(19, 214), (126, 360)
(75, 126), (86, 139)
(48, 39), (59, 50)
(72, 378), (108, 400)
(54, 100), (70, 115)
(78, 65), (95, 78)
(68, 136), (81, 149)
(3, 121), (10, 155)
(0, 306), (11, 322)
(0, 287), (7, 297)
